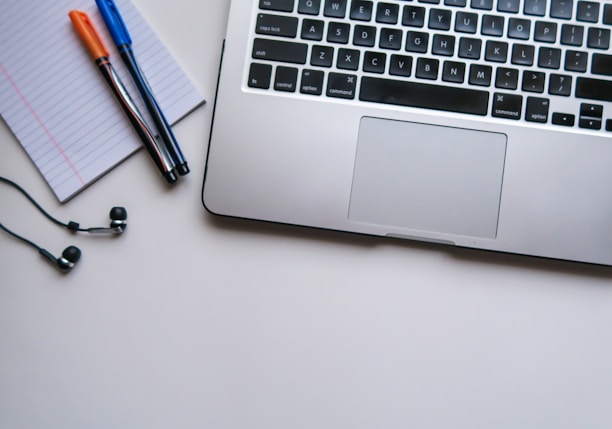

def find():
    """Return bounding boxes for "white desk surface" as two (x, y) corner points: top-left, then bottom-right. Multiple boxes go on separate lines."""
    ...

(1, 1), (611, 428)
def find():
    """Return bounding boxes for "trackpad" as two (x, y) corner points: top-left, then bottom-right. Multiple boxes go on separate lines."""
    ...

(349, 118), (507, 238)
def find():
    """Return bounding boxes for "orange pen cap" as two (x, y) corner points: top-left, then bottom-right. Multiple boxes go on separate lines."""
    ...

(69, 10), (109, 60)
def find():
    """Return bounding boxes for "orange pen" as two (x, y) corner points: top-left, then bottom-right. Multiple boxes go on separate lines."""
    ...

(68, 10), (178, 183)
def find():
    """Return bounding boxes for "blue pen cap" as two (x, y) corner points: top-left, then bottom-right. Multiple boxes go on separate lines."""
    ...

(95, 0), (132, 47)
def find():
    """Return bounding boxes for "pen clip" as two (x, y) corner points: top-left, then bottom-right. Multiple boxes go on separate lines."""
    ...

(96, 0), (132, 49)
(69, 10), (109, 60)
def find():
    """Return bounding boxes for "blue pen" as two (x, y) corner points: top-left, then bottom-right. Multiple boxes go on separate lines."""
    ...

(96, 0), (190, 176)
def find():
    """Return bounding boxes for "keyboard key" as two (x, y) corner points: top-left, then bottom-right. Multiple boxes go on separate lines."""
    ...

(492, 92), (522, 119)
(260, 0), (294, 12)
(576, 77), (612, 102)
(497, 0), (520, 13)
(511, 44), (535, 65)
(442, 61), (466, 83)
(496, 67), (519, 89)
(485, 41), (509, 62)
(592, 54), (612, 76)
(471, 0), (493, 10)
(363, 51), (387, 73)
(337, 48), (360, 70)
(561, 24), (584, 46)
(328, 22), (351, 43)
(298, 0), (321, 15)
(524, 0), (547, 16)
(274, 66), (298, 92)
(301, 19), (325, 40)
(248, 63), (273, 89)
(429, 8), (452, 30)
(534, 22), (558, 43)
(522, 70), (546, 92)
(481, 15), (505, 37)
(389, 54), (413, 77)
(587, 28), (611, 50)
(300, 69), (325, 95)
(525, 97), (550, 122)
(580, 103), (603, 118)
(402, 6), (426, 27)
(377, 3), (400, 24)
(327, 72), (357, 99)
(564, 50), (588, 72)
(324, 0), (347, 18)
(458, 37), (482, 59)
(256, 14), (298, 38)
(359, 77), (489, 115)
(455, 12), (478, 33)
(353, 25), (377, 47)
(508, 18), (531, 39)
(549, 74), (572, 96)
(416, 58), (440, 79)
(445, 0), (467, 6)
(538, 47), (562, 69)
(311, 45), (334, 67)
(605, 4), (612, 25)
(406, 31), (429, 52)
(379, 28), (403, 50)
(350, 1), (373, 21)
(469, 64), (493, 86)
(576, 1), (599, 23)
(579, 118), (602, 129)
(550, 0), (574, 20)
(432, 34), (456, 56)
(552, 112), (575, 126)
(252, 38), (308, 64)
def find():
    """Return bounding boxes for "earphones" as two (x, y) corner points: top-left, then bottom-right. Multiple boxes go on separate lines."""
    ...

(0, 176), (127, 272)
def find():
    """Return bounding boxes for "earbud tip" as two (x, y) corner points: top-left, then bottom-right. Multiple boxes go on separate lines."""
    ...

(110, 206), (127, 221)
(62, 245), (82, 263)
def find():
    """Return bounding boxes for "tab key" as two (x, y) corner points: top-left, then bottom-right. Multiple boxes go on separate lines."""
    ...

(260, 0), (294, 12)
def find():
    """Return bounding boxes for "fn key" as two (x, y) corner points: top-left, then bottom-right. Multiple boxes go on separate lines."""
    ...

(248, 63), (272, 89)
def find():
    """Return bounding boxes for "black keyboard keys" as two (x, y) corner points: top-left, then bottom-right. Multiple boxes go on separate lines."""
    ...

(492, 92), (522, 119)
(248, 63), (273, 89)
(260, 0), (294, 12)
(252, 38), (308, 64)
(591, 54), (612, 76)
(576, 77), (612, 102)
(327, 72), (357, 99)
(525, 97), (549, 123)
(360, 77), (489, 115)
(256, 14), (298, 38)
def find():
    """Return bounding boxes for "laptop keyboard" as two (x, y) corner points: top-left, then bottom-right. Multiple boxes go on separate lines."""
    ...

(248, 0), (612, 133)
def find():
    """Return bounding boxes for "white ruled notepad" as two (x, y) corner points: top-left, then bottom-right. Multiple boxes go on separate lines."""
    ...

(0, 0), (205, 202)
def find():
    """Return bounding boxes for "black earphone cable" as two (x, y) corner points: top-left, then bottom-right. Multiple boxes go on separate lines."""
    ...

(0, 221), (42, 251)
(0, 176), (86, 232)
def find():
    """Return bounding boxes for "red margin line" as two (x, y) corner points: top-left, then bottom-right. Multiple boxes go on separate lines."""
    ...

(1, 63), (85, 186)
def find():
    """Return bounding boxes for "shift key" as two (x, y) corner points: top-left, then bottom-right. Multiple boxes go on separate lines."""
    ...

(252, 38), (308, 64)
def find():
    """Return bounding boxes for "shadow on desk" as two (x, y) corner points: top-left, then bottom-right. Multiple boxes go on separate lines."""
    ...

(205, 213), (612, 280)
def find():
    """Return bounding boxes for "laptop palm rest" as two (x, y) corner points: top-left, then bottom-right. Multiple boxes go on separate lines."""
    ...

(349, 118), (507, 239)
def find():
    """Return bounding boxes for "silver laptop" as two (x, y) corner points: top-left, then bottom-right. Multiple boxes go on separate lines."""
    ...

(203, 0), (612, 266)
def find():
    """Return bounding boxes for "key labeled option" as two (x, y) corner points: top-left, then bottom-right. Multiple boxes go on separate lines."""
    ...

(525, 97), (549, 123)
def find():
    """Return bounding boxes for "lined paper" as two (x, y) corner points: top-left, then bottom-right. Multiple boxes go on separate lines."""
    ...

(0, 0), (205, 202)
